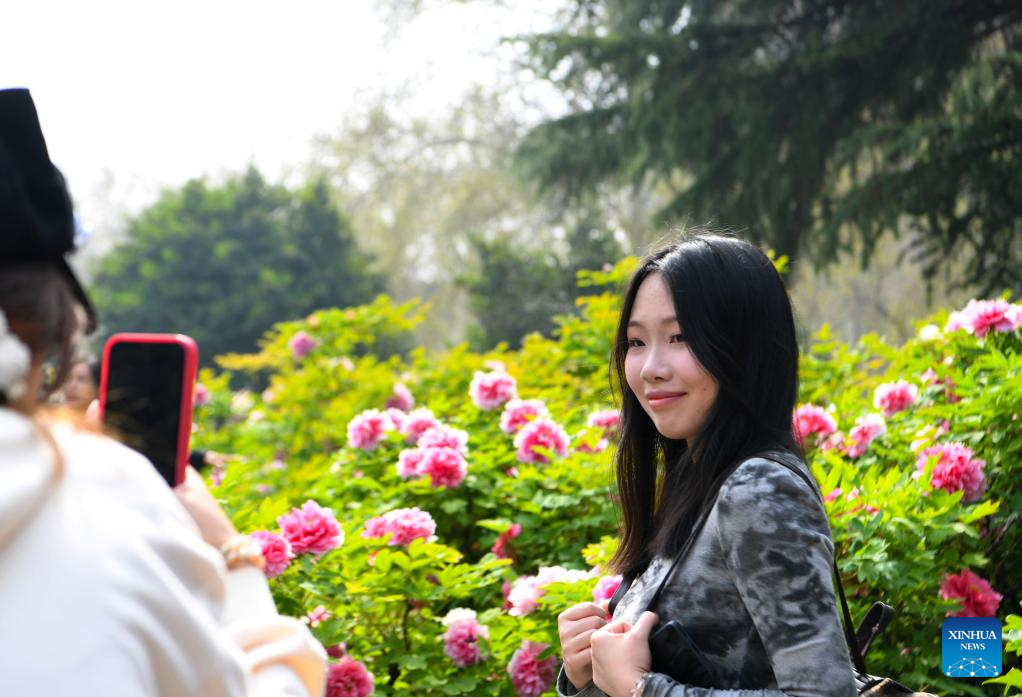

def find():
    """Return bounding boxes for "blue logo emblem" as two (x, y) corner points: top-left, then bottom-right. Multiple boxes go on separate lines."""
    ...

(942, 617), (1002, 678)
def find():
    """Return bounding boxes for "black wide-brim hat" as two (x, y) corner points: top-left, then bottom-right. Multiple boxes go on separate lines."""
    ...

(0, 88), (97, 333)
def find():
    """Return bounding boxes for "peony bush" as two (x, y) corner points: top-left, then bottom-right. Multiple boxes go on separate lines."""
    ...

(192, 271), (1022, 696)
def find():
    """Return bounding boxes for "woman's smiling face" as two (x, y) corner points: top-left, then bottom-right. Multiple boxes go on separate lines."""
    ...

(624, 272), (719, 443)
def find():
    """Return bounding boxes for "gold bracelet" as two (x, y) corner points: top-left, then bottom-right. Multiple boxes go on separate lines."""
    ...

(220, 535), (266, 572)
(630, 672), (650, 697)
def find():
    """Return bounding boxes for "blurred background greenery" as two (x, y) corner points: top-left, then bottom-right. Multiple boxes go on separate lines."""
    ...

(65, 0), (1019, 362)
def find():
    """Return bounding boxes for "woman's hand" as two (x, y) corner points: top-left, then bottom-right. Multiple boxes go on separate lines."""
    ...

(591, 611), (657, 697)
(173, 465), (237, 548)
(558, 601), (610, 689)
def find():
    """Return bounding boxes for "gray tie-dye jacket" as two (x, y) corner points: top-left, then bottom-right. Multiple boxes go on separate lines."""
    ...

(558, 454), (857, 697)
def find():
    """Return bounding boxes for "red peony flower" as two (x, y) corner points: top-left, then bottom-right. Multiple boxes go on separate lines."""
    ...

(940, 570), (1002, 617)
(326, 656), (374, 697)
(277, 500), (343, 556)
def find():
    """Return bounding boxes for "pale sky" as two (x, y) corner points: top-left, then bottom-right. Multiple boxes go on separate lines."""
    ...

(1, 0), (555, 249)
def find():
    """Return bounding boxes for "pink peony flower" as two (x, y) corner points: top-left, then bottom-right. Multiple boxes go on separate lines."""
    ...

(826, 487), (880, 516)
(846, 414), (886, 458)
(277, 500), (344, 556)
(792, 404), (837, 445)
(326, 656), (374, 697)
(507, 641), (557, 697)
(499, 399), (550, 434)
(592, 575), (623, 604)
(303, 604), (332, 627)
(362, 507), (436, 546)
(192, 383), (211, 407)
(574, 435), (609, 453)
(419, 446), (468, 488)
(507, 576), (543, 616)
(491, 523), (522, 559)
(469, 370), (518, 410)
(819, 430), (846, 453)
(346, 409), (392, 450)
(418, 425), (469, 454)
(396, 448), (425, 479)
(288, 331), (319, 359)
(513, 418), (570, 464)
(945, 298), (1022, 337)
(250, 530), (294, 578)
(939, 570), (1002, 617)
(507, 566), (592, 616)
(400, 408), (441, 444)
(873, 381), (919, 417)
(326, 643), (347, 659)
(966, 299), (1020, 337)
(443, 614), (489, 668)
(587, 409), (621, 437)
(385, 383), (415, 412)
(916, 442), (987, 502)
(383, 408), (407, 433)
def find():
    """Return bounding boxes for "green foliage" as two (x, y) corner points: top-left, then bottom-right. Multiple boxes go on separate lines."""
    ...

(310, 85), (663, 351)
(90, 167), (384, 364)
(459, 220), (623, 349)
(514, 0), (1022, 293)
(193, 261), (1020, 695)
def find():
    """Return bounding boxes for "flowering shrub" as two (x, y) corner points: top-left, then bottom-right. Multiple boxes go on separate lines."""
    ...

(470, 369), (518, 410)
(939, 570), (1003, 618)
(442, 609), (489, 668)
(347, 410), (392, 450)
(793, 403), (837, 445)
(327, 655), (375, 697)
(507, 641), (558, 697)
(513, 418), (570, 464)
(363, 507), (437, 546)
(915, 442), (987, 502)
(500, 399), (550, 434)
(277, 500), (343, 556)
(250, 530), (294, 578)
(194, 276), (1022, 696)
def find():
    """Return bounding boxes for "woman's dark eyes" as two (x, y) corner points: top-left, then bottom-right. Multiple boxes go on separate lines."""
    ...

(626, 335), (685, 348)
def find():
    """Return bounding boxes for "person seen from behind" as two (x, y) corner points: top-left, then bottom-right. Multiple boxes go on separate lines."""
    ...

(0, 87), (326, 696)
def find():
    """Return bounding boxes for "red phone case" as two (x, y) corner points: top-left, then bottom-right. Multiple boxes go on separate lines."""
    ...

(99, 333), (199, 486)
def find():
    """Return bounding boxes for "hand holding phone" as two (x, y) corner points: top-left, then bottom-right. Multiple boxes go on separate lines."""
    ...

(99, 333), (198, 486)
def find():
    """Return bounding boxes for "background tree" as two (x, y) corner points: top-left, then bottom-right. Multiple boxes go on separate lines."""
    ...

(90, 167), (384, 364)
(309, 84), (652, 349)
(514, 0), (1022, 293)
(459, 217), (623, 348)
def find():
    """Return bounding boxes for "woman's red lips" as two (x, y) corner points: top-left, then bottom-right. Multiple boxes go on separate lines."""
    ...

(646, 392), (686, 409)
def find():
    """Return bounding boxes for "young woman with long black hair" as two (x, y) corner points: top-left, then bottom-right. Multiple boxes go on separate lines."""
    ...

(556, 234), (857, 696)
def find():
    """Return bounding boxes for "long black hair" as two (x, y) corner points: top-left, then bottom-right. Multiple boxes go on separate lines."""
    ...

(609, 232), (802, 577)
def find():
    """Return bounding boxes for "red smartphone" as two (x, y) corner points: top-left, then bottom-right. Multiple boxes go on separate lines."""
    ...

(99, 333), (199, 487)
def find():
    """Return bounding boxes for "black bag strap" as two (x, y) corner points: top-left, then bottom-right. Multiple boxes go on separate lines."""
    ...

(609, 451), (870, 675)
(642, 492), (721, 613)
(610, 465), (737, 617)
(756, 452), (869, 675)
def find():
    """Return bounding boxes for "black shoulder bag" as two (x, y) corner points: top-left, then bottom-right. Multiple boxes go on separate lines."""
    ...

(606, 452), (938, 696)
